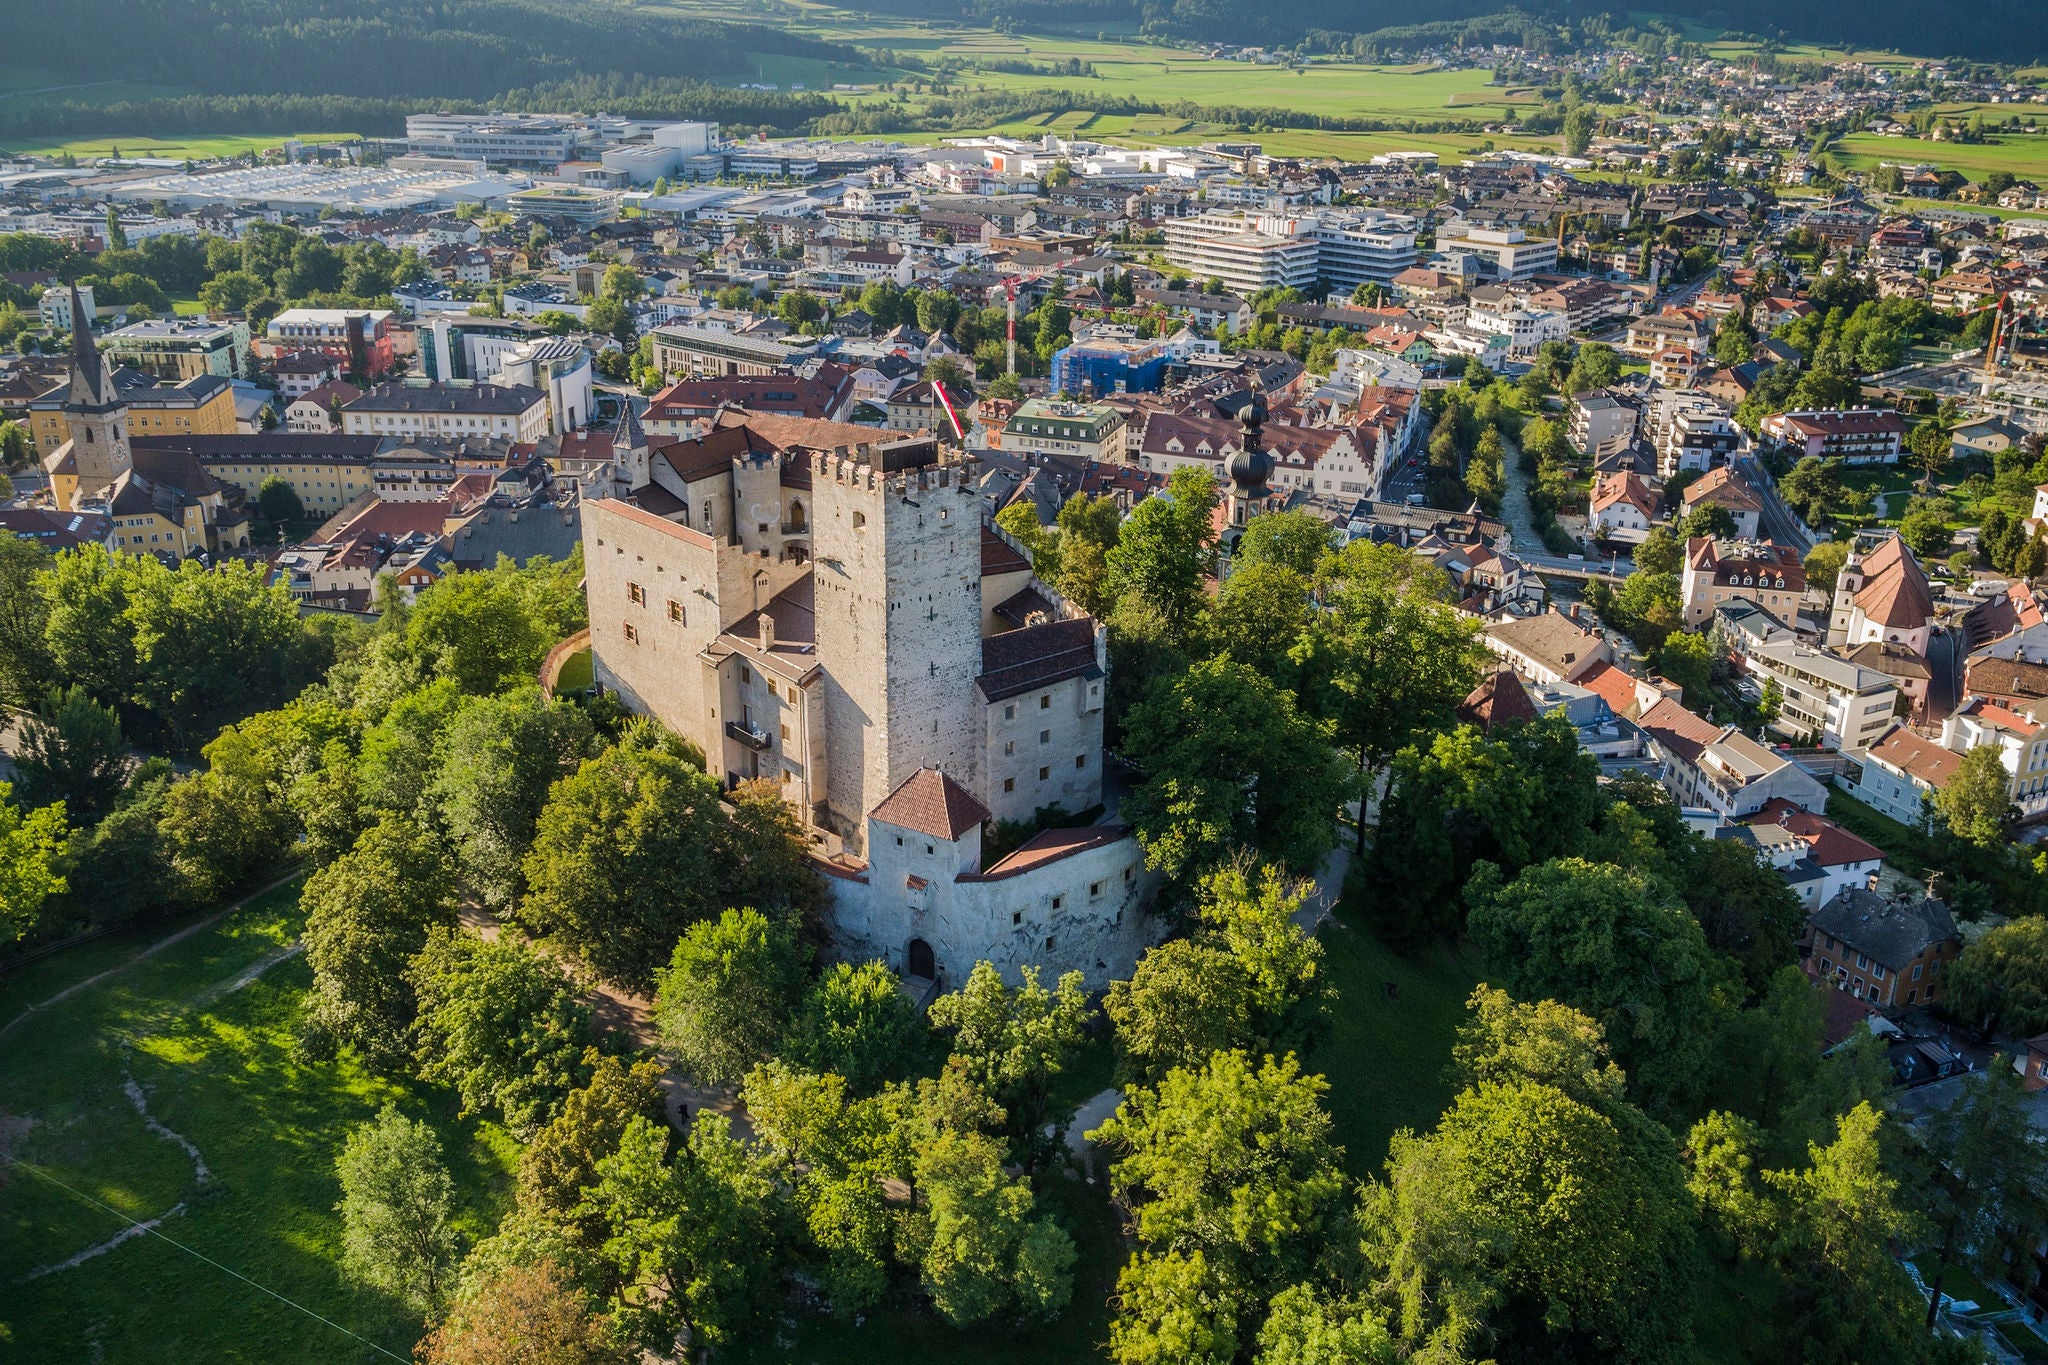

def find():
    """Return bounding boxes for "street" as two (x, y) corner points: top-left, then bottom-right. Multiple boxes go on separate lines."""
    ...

(1732, 451), (1815, 555)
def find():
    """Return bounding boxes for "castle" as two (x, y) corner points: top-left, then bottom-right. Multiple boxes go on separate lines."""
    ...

(581, 415), (1158, 989)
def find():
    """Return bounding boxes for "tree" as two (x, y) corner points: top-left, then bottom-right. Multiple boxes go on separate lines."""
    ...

(1564, 342), (1622, 397)
(520, 724), (731, 988)
(1804, 540), (1851, 594)
(428, 688), (594, 910)
(582, 1114), (781, 1349)
(1466, 857), (1718, 1117)
(418, 1259), (628, 1365)
(1119, 656), (1351, 895)
(409, 928), (590, 1138)
(929, 961), (1091, 1164)
(1911, 1068), (2048, 1329)
(406, 553), (584, 698)
(653, 906), (807, 1087)
(1451, 985), (1627, 1107)
(335, 1104), (459, 1311)
(901, 1127), (1076, 1325)
(1366, 1077), (1696, 1363)
(599, 263), (642, 303)
(518, 1050), (668, 1236)
(0, 531), (52, 710)
(12, 684), (126, 824)
(1632, 530), (1684, 580)
(1103, 465), (1217, 647)
(302, 816), (458, 1068)
(1778, 456), (1846, 525)
(1209, 562), (1311, 678)
(1234, 510), (1337, 578)
(1935, 744), (2013, 847)
(1906, 419), (1952, 490)
(1678, 503), (1736, 540)
(1105, 864), (1323, 1083)
(0, 782), (69, 943)
(1091, 1051), (1347, 1310)
(1899, 503), (1954, 559)
(787, 960), (926, 1094)
(1945, 916), (2048, 1036)
(1109, 1250), (1238, 1365)
(1609, 569), (1684, 650)
(1562, 104), (1596, 156)
(1293, 540), (1487, 850)
(256, 474), (305, 525)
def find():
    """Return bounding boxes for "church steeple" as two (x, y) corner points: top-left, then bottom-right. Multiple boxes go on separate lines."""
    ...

(1223, 374), (1275, 529)
(58, 284), (131, 507)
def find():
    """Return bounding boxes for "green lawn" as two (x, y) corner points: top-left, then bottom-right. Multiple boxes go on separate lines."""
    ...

(0, 883), (518, 1364)
(1309, 881), (1480, 1179)
(0, 131), (362, 160)
(1825, 789), (1934, 878)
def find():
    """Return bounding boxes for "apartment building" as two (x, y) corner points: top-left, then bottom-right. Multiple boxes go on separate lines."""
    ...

(341, 381), (549, 443)
(101, 318), (250, 381)
(1161, 210), (1418, 295)
(1738, 637), (1900, 751)
(649, 324), (816, 379)
(1661, 404), (1740, 477)
(1638, 697), (1828, 820)
(1680, 538), (1806, 627)
(1002, 399), (1126, 463)
(1761, 408), (1906, 464)
(264, 308), (397, 375)
(1569, 390), (1640, 461)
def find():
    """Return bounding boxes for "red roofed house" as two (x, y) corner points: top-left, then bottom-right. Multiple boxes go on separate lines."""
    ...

(1846, 723), (1964, 826)
(1941, 696), (2048, 819)
(1741, 797), (1886, 908)
(1638, 696), (1828, 820)
(1588, 472), (1660, 544)
(1760, 408), (1906, 465)
(1680, 538), (1806, 627)
(1680, 465), (1763, 540)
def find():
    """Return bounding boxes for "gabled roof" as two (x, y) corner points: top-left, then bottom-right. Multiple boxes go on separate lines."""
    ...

(1682, 464), (1762, 513)
(979, 616), (1098, 701)
(870, 768), (991, 841)
(1850, 535), (1935, 631)
(1809, 886), (1957, 971)
(1743, 797), (1885, 869)
(1457, 667), (1540, 731)
(1863, 723), (1962, 788)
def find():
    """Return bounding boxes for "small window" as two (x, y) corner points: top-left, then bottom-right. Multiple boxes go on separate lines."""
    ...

(1090, 881), (1102, 897)
(668, 599), (683, 623)
(1013, 911), (1023, 925)
(779, 724), (791, 741)
(1003, 703), (1015, 720)
(1913, 963), (1924, 982)
(1040, 729), (1051, 744)
(895, 836), (903, 846)
(623, 622), (639, 644)
(1076, 754), (1087, 769)
(628, 582), (645, 605)
(740, 665), (752, 684)
(1040, 694), (1051, 709)
(1003, 777), (1015, 792)
(853, 510), (867, 529)
(1044, 934), (1056, 950)
(1050, 896), (1063, 910)
(1039, 766), (1049, 781)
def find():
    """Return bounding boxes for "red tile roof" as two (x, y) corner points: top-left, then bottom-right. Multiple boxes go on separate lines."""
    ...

(1864, 723), (1963, 788)
(1744, 798), (1885, 869)
(869, 768), (991, 841)
(967, 824), (1130, 879)
(1457, 667), (1540, 731)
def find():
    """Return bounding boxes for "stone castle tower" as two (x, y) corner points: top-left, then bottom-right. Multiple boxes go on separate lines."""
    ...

(809, 447), (985, 855)
(60, 284), (131, 506)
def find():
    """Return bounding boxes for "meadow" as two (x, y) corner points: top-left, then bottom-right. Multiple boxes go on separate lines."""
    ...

(0, 132), (365, 161)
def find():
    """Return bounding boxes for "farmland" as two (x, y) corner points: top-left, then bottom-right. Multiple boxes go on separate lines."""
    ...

(0, 132), (364, 161)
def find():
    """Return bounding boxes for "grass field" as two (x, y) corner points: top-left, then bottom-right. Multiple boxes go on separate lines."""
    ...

(0, 883), (518, 1364)
(1309, 874), (1479, 1179)
(1830, 129), (2048, 180)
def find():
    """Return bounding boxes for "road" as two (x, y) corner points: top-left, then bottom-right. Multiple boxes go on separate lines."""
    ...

(1732, 451), (1815, 555)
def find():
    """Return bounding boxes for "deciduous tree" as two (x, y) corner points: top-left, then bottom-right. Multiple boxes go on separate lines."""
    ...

(12, 684), (126, 824)
(335, 1104), (459, 1311)
(409, 928), (591, 1138)
(652, 906), (807, 1087)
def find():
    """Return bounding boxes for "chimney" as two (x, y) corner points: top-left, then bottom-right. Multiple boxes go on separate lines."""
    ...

(759, 611), (776, 650)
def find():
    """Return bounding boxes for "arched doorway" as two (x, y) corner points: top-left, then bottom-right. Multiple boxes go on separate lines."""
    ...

(907, 938), (935, 979)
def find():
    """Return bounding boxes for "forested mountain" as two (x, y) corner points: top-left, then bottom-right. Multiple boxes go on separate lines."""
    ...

(4, 0), (859, 101)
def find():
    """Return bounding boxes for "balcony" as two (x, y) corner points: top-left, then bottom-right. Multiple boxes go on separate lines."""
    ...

(725, 719), (771, 752)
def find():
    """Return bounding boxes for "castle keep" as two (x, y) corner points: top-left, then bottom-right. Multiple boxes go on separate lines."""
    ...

(581, 414), (1157, 989)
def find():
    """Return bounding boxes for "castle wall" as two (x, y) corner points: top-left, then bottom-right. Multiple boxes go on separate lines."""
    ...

(584, 498), (725, 758)
(981, 673), (1105, 826)
(832, 826), (1158, 991)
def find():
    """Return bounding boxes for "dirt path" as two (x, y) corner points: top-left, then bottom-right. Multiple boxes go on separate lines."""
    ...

(0, 866), (305, 1046)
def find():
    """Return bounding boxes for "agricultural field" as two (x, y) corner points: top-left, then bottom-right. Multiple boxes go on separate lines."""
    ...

(1830, 127), (2048, 181)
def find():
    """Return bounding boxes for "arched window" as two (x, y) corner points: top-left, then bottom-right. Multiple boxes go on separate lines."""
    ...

(786, 498), (806, 531)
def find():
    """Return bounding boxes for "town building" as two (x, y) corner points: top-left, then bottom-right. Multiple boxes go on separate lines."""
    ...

(341, 381), (550, 444)
(1431, 222), (1559, 280)
(1680, 465), (1763, 540)
(1740, 798), (1886, 912)
(1002, 399), (1126, 463)
(1845, 723), (1960, 826)
(1638, 696), (1829, 820)
(264, 308), (397, 375)
(1680, 538), (1806, 627)
(1736, 636), (1900, 751)
(1803, 886), (1960, 1012)
(27, 368), (237, 453)
(1483, 608), (1613, 686)
(101, 318), (251, 381)
(649, 324), (817, 379)
(1569, 390), (1640, 462)
(1761, 408), (1906, 464)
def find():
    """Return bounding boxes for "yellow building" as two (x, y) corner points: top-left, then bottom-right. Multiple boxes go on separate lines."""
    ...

(29, 369), (238, 453)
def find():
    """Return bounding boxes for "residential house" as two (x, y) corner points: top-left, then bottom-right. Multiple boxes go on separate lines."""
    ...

(1637, 696), (1829, 820)
(1760, 408), (1906, 465)
(1803, 886), (1960, 1012)
(1741, 797), (1887, 911)
(1826, 535), (1936, 656)
(1735, 636), (1900, 751)
(1483, 607), (1613, 686)
(1681, 465), (1763, 540)
(1845, 723), (1960, 826)
(1588, 471), (1659, 544)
